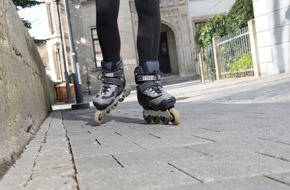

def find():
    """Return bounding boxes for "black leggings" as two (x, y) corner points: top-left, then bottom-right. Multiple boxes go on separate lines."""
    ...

(95, 0), (160, 62)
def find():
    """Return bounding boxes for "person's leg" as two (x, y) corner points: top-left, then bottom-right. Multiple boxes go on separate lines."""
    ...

(135, 0), (161, 61)
(93, 0), (128, 111)
(134, 0), (177, 115)
(96, 0), (120, 61)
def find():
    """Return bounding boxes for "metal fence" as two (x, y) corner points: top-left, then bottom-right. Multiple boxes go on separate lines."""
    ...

(218, 27), (254, 79)
(198, 26), (254, 81)
(198, 43), (216, 81)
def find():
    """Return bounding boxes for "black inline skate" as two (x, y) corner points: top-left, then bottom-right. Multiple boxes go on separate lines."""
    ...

(93, 60), (131, 124)
(134, 61), (180, 125)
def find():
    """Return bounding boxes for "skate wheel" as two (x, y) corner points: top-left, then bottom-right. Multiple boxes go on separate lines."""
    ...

(112, 102), (118, 109)
(106, 109), (111, 115)
(94, 110), (103, 124)
(144, 115), (152, 124)
(119, 97), (124, 102)
(169, 108), (180, 125)
(153, 116), (160, 124)
(161, 117), (170, 124)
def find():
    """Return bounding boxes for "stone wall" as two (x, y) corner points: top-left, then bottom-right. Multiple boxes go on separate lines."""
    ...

(0, 0), (56, 177)
(253, 0), (290, 75)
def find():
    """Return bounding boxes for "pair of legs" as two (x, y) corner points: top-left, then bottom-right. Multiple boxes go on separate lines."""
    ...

(94, 0), (176, 113)
(95, 0), (160, 62)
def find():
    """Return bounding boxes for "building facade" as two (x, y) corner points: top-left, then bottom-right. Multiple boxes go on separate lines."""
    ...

(70, 0), (197, 91)
(43, 0), (71, 83)
(252, 0), (290, 75)
(43, 0), (235, 92)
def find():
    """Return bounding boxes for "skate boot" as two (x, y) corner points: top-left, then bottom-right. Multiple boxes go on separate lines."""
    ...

(134, 61), (180, 125)
(93, 60), (131, 124)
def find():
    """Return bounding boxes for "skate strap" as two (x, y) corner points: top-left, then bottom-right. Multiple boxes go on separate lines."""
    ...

(103, 70), (123, 78)
(138, 81), (162, 92)
(135, 74), (161, 83)
(101, 70), (124, 87)
(102, 77), (123, 87)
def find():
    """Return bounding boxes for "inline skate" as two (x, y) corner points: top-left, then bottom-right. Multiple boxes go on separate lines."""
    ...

(93, 60), (131, 124)
(134, 61), (180, 125)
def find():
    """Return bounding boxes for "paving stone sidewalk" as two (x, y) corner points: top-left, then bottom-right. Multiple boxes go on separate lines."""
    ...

(1, 73), (290, 190)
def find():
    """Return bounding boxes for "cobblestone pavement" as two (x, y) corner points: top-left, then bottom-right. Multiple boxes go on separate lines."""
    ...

(1, 73), (290, 190)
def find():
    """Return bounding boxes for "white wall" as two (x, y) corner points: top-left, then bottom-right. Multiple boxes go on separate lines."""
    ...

(253, 0), (290, 75)
(188, 0), (236, 21)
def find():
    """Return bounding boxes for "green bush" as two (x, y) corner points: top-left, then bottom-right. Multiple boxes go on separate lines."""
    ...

(226, 0), (254, 33)
(194, 14), (227, 49)
(228, 53), (252, 72)
(194, 0), (254, 49)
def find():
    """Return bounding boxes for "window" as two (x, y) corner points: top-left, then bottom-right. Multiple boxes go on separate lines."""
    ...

(46, 3), (54, 34)
(91, 28), (102, 68)
(53, 43), (62, 81)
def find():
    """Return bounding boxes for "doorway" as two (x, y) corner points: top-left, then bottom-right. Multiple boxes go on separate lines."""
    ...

(159, 32), (171, 74)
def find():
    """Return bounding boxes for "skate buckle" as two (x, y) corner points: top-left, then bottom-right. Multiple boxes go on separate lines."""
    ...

(142, 75), (155, 81)
(105, 73), (114, 77)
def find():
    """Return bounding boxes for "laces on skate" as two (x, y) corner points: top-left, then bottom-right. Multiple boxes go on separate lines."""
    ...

(101, 84), (112, 95)
(97, 72), (112, 95)
(93, 60), (130, 120)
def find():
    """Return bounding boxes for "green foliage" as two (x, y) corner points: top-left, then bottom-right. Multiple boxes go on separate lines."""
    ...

(194, 0), (254, 48)
(12, 0), (42, 9)
(34, 38), (47, 45)
(226, 0), (254, 33)
(13, 0), (44, 44)
(22, 19), (32, 29)
(228, 53), (252, 72)
(195, 14), (227, 49)
(13, 0), (43, 30)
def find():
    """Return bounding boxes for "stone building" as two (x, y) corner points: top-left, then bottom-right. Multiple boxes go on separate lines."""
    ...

(41, 0), (72, 83)
(43, 0), (196, 92)
(43, 0), (235, 92)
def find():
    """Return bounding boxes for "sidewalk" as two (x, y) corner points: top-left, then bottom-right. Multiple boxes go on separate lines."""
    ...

(1, 73), (290, 189)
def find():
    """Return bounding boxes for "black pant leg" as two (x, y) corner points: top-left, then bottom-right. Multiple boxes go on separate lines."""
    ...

(95, 0), (120, 61)
(135, 0), (161, 62)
